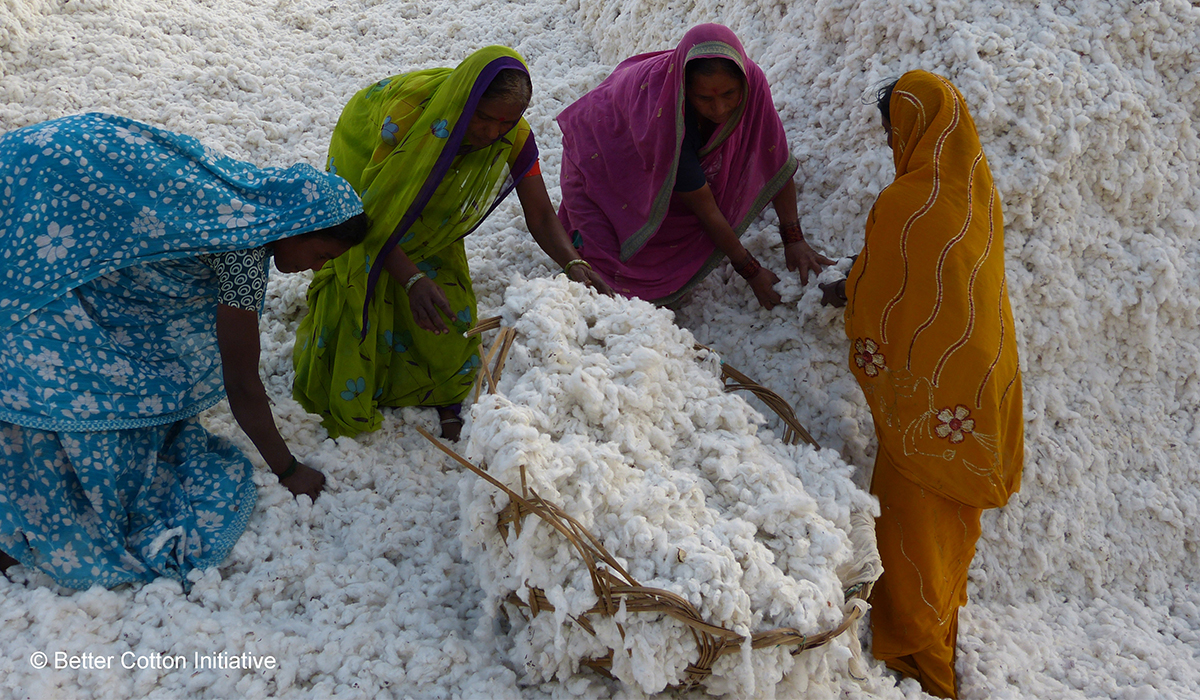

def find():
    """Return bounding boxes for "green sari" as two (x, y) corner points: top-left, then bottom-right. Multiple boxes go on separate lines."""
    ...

(294, 46), (538, 437)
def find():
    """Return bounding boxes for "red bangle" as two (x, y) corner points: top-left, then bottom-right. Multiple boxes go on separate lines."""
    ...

(734, 253), (761, 280)
(780, 222), (804, 245)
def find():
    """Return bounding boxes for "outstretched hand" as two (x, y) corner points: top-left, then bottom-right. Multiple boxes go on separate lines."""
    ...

(279, 461), (326, 501)
(408, 277), (453, 334)
(819, 279), (848, 308)
(567, 264), (615, 296)
(748, 267), (782, 310)
(785, 240), (835, 285)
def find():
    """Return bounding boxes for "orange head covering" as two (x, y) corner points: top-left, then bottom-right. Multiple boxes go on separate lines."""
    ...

(845, 70), (1024, 509)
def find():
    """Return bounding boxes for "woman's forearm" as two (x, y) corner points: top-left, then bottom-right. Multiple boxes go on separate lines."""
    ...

(675, 185), (752, 265)
(382, 241), (421, 284)
(772, 178), (800, 228)
(226, 379), (293, 473)
(517, 174), (585, 269)
(216, 305), (292, 474)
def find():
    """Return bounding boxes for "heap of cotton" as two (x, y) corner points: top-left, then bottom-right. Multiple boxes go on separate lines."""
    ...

(458, 277), (878, 696)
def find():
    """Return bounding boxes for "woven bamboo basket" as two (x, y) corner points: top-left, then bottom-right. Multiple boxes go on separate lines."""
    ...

(415, 318), (878, 690)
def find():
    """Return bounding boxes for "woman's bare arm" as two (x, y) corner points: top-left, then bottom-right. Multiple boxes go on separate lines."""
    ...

(216, 304), (325, 499)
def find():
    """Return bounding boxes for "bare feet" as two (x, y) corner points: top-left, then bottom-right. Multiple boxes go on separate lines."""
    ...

(437, 406), (463, 442)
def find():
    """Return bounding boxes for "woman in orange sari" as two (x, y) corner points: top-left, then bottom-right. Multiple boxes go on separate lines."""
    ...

(827, 71), (1024, 697)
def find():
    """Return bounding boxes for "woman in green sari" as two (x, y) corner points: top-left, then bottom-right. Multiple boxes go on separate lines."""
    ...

(294, 46), (609, 440)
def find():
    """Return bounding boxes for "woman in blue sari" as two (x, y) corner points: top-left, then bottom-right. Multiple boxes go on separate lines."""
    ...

(0, 113), (367, 590)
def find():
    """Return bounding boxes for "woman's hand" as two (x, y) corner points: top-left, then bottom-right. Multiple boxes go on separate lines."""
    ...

(819, 278), (848, 308)
(408, 276), (453, 334)
(785, 240), (835, 284)
(567, 262), (615, 296)
(748, 267), (782, 310)
(277, 460), (326, 501)
(217, 305), (321, 501)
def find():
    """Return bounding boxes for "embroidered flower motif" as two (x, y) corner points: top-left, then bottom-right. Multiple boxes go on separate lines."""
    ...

(935, 405), (976, 444)
(302, 180), (319, 203)
(853, 337), (885, 377)
(60, 305), (92, 331)
(113, 124), (149, 146)
(137, 396), (164, 414)
(25, 124), (59, 146)
(17, 493), (49, 527)
(131, 206), (166, 238)
(365, 77), (391, 99)
(381, 116), (400, 146)
(159, 361), (188, 384)
(217, 198), (256, 228)
(195, 509), (225, 530)
(99, 357), (134, 387)
(35, 222), (76, 263)
(430, 119), (450, 138)
(451, 308), (473, 334)
(0, 425), (24, 456)
(457, 354), (482, 376)
(2, 388), (31, 412)
(340, 377), (367, 401)
(28, 349), (63, 381)
(69, 393), (99, 419)
(49, 543), (81, 573)
(416, 257), (440, 280)
(379, 329), (413, 354)
(166, 318), (195, 336)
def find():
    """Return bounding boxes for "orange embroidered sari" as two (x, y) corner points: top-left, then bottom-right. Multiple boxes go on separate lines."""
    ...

(845, 71), (1024, 698)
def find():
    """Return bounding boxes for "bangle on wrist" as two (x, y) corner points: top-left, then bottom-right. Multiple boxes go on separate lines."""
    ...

(277, 455), (298, 481)
(403, 271), (427, 293)
(780, 221), (804, 245)
(734, 252), (762, 280)
(563, 258), (592, 276)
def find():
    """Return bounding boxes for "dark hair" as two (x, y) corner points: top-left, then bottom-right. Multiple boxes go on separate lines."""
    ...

(685, 57), (743, 87)
(876, 79), (899, 122)
(482, 68), (532, 106)
(312, 212), (369, 246)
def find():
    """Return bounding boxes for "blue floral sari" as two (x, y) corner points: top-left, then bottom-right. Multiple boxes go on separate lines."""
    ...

(0, 114), (362, 589)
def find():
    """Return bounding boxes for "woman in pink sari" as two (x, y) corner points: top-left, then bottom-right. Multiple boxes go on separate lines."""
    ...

(557, 24), (831, 309)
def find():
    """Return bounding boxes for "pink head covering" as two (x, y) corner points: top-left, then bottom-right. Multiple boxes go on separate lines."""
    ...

(557, 24), (796, 302)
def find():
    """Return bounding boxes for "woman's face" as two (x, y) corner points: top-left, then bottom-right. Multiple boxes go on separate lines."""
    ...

(272, 234), (353, 273)
(687, 70), (743, 125)
(464, 98), (525, 150)
(881, 113), (894, 150)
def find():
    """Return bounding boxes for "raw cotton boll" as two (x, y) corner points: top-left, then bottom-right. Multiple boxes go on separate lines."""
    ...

(460, 277), (876, 695)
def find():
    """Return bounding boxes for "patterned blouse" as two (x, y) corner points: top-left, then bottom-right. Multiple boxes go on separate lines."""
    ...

(198, 247), (270, 311)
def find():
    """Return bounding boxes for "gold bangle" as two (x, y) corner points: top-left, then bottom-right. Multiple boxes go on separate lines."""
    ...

(403, 271), (427, 293)
(563, 258), (592, 276)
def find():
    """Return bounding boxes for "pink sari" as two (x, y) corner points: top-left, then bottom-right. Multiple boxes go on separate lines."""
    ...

(557, 24), (796, 304)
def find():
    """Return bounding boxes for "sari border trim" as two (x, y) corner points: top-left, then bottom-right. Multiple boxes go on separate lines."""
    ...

(650, 153), (797, 307)
(0, 393), (223, 432)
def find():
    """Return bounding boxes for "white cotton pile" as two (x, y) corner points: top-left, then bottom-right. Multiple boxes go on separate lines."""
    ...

(458, 276), (877, 696)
